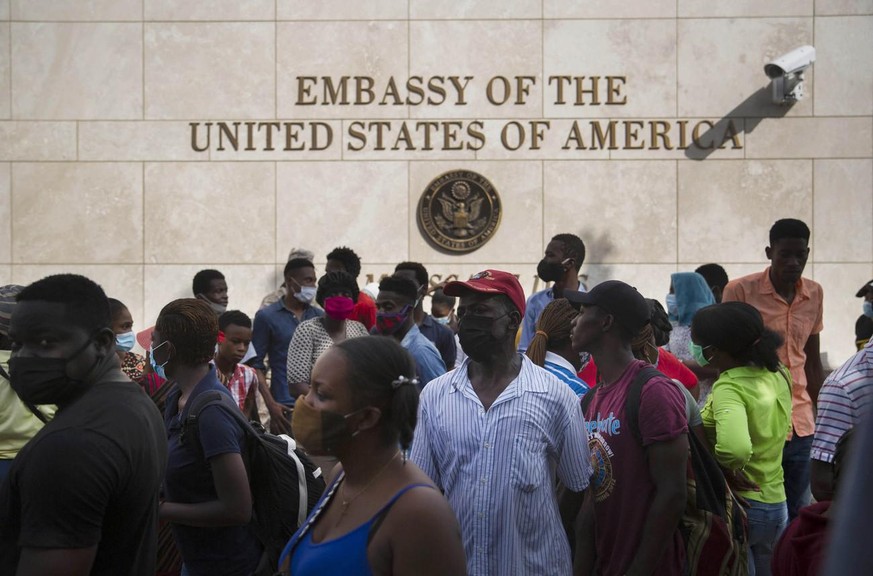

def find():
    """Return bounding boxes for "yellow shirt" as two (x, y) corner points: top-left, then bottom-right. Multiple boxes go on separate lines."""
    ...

(0, 350), (55, 459)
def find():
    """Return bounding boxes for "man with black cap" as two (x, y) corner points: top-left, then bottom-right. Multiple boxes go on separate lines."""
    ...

(566, 280), (688, 576)
(854, 279), (873, 350)
(410, 269), (592, 576)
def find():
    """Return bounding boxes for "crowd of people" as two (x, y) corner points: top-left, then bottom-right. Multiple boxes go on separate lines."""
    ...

(0, 217), (871, 576)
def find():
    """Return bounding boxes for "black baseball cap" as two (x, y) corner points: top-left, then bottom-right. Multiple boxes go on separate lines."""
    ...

(855, 280), (873, 298)
(564, 280), (650, 332)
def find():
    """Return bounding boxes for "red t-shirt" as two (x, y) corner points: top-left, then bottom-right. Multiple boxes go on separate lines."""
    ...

(583, 360), (688, 576)
(353, 291), (377, 330)
(656, 348), (698, 390)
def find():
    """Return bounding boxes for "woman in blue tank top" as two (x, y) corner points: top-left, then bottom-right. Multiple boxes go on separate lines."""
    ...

(278, 336), (466, 576)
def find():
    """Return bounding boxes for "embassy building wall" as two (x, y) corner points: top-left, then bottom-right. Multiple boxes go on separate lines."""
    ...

(1, 0), (871, 368)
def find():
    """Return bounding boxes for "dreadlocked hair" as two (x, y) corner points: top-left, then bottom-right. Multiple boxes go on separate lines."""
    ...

(525, 298), (578, 368)
(155, 298), (218, 366)
(631, 323), (659, 365)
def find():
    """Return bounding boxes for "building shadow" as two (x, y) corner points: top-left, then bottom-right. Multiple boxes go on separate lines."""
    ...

(684, 84), (794, 161)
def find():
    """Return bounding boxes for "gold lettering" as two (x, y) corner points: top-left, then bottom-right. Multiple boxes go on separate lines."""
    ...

(562, 121), (587, 150)
(575, 76), (601, 106)
(442, 121), (464, 151)
(244, 122), (256, 151)
(548, 76), (572, 105)
(529, 120), (550, 150)
(606, 76), (627, 105)
(322, 76), (350, 105)
(380, 77), (402, 106)
(515, 76), (536, 105)
(258, 122), (281, 151)
(346, 121), (366, 151)
(406, 76), (425, 106)
(296, 76), (317, 105)
(591, 120), (618, 150)
(190, 122), (211, 152)
(486, 76), (511, 105)
(724, 119), (743, 149)
(448, 76), (474, 105)
(427, 77), (447, 105)
(466, 121), (486, 151)
(500, 121), (525, 150)
(311, 122), (333, 151)
(692, 120), (716, 150)
(419, 121), (439, 151)
(283, 122), (305, 151)
(649, 121), (672, 150)
(216, 122), (240, 151)
(623, 121), (645, 149)
(677, 120), (690, 150)
(356, 76), (375, 105)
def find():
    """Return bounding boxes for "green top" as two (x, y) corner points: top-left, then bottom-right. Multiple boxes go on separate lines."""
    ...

(701, 365), (793, 504)
(0, 350), (55, 459)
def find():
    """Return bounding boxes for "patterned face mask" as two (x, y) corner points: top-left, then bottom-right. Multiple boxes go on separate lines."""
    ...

(376, 305), (413, 335)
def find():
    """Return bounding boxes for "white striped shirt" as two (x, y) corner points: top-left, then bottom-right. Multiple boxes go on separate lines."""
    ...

(410, 355), (592, 576)
(812, 339), (873, 463)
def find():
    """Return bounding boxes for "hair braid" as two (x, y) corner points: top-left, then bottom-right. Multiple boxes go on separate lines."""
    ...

(525, 298), (579, 368)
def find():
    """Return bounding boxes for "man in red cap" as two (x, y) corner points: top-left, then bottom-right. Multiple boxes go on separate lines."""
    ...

(410, 269), (592, 576)
(565, 280), (688, 576)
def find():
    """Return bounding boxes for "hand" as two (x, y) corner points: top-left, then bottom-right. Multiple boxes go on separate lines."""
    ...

(142, 350), (153, 375)
(725, 468), (760, 497)
(268, 402), (293, 436)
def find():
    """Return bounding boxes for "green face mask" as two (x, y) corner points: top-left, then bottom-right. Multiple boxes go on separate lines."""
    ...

(689, 342), (712, 366)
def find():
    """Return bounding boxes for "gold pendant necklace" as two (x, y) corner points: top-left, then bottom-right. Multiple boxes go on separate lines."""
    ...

(337, 450), (400, 522)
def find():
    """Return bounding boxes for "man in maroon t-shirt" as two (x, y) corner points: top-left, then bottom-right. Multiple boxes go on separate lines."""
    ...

(566, 280), (688, 576)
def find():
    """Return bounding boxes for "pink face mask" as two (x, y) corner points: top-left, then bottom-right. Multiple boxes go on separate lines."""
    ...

(324, 296), (356, 320)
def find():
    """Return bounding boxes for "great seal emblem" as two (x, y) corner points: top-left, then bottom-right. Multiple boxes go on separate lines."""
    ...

(417, 170), (501, 254)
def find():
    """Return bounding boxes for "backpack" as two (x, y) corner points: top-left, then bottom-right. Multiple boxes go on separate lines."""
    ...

(581, 366), (749, 576)
(181, 391), (326, 576)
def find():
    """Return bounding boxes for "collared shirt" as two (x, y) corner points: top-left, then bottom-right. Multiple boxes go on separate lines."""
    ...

(410, 355), (592, 576)
(418, 313), (457, 370)
(723, 268), (823, 437)
(543, 351), (589, 398)
(811, 338), (873, 463)
(216, 362), (258, 412)
(401, 324), (446, 387)
(251, 299), (323, 406)
(518, 283), (585, 353)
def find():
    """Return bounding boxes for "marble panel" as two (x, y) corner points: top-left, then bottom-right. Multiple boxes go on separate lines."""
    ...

(0, 1), (8, 20)
(145, 0), (274, 21)
(0, 121), (76, 161)
(475, 119), (610, 160)
(144, 162), (275, 263)
(12, 163), (143, 263)
(340, 119), (477, 161)
(545, 0), (675, 18)
(409, 20), (542, 119)
(11, 0), (142, 20)
(677, 19), (813, 118)
(0, 163), (8, 263)
(79, 122), (209, 161)
(411, 0), (540, 19)
(813, 263), (873, 369)
(814, 16), (873, 116)
(210, 120), (343, 161)
(678, 160), (813, 263)
(143, 264), (278, 327)
(145, 23), (274, 120)
(544, 160), (677, 264)
(678, 0), (813, 17)
(276, 161), (409, 265)
(12, 23), (142, 120)
(581, 265), (682, 305)
(408, 161), (543, 265)
(813, 160), (873, 262)
(745, 117), (873, 158)
(277, 0), (406, 20)
(815, 0), (873, 15)
(0, 265), (10, 285)
(11, 264), (145, 337)
(276, 22), (408, 120)
(0, 24), (8, 118)
(544, 19), (677, 119)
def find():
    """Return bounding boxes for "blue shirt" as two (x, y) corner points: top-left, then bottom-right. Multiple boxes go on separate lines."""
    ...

(418, 314), (457, 370)
(519, 285), (585, 352)
(543, 351), (589, 398)
(163, 368), (262, 576)
(401, 324), (447, 387)
(410, 355), (593, 576)
(251, 300), (323, 406)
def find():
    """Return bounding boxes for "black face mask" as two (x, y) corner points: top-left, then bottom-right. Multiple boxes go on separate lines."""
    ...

(537, 259), (565, 283)
(458, 314), (508, 362)
(9, 338), (101, 409)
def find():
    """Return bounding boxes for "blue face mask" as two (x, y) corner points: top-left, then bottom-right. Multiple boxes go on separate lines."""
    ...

(689, 342), (712, 367)
(149, 341), (170, 380)
(115, 331), (135, 353)
(864, 300), (873, 319)
(433, 315), (451, 326)
(666, 293), (678, 321)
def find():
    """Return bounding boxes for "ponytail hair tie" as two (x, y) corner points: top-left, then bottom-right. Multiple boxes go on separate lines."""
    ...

(535, 330), (549, 339)
(392, 375), (419, 390)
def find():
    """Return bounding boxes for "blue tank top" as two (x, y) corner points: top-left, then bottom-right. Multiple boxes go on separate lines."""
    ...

(279, 472), (432, 576)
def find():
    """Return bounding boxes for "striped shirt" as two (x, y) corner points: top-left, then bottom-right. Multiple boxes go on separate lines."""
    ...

(543, 351), (589, 398)
(410, 355), (592, 576)
(811, 339), (873, 463)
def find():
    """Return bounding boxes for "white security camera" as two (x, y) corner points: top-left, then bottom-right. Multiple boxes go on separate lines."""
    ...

(764, 45), (815, 104)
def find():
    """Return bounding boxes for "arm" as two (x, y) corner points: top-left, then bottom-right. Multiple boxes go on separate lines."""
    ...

(810, 377), (853, 501)
(811, 459), (835, 502)
(710, 382), (753, 470)
(389, 488), (467, 576)
(16, 548), (97, 576)
(573, 490), (597, 576)
(804, 333), (825, 404)
(625, 435), (689, 576)
(558, 487), (586, 541)
(242, 380), (258, 421)
(254, 369), (291, 435)
(160, 452), (252, 527)
(286, 323), (315, 399)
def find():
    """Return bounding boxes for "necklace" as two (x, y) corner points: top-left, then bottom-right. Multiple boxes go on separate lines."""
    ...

(338, 450), (400, 521)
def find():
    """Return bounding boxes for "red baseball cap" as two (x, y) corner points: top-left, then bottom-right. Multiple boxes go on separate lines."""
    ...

(136, 326), (155, 350)
(443, 270), (526, 317)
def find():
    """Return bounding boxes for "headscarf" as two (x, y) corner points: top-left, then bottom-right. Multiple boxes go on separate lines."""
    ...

(671, 272), (716, 326)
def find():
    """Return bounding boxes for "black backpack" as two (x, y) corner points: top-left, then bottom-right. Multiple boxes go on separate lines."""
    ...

(581, 366), (748, 576)
(181, 391), (326, 576)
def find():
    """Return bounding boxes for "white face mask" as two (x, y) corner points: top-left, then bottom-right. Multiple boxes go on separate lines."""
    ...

(294, 285), (317, 304)
(433, 315), (451, 325)
(864, 300), (873, 319)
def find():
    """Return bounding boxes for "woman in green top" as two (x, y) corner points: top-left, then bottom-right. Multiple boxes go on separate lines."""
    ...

(690, 301), (792, 576)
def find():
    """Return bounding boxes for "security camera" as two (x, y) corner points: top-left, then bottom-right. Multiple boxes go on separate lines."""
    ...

(764, 45), (815, 104)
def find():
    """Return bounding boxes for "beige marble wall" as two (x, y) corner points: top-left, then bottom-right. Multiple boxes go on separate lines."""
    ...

(3, 1), (872, 367)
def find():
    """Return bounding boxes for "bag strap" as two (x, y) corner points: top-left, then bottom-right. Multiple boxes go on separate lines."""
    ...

(276, 433), (309, 528)
(625, 366), (666, 446)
